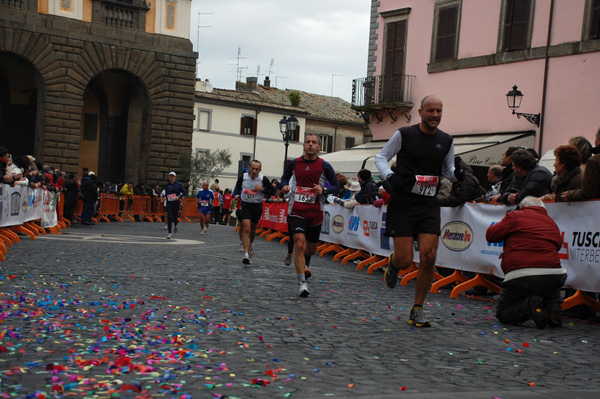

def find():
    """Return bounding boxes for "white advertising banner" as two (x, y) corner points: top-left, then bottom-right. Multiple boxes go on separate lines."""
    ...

(321, 201), (600, 292)
(0, 185), (56, 228)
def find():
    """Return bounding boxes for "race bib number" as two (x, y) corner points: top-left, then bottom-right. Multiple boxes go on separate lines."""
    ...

(410, 175), (438, 197)
(294, 187), (316, 204)
(167, 193), (179, 202)
(243, 189), (258, 200)
(200, 200), (209, 207)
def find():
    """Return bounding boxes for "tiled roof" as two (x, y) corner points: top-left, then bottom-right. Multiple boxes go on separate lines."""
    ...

(196, 82), (364, 126)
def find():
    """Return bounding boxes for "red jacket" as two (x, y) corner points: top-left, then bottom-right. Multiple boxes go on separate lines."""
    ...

(485, 206), (562, 275)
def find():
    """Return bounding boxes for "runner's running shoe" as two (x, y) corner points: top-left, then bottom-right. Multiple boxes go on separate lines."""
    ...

(284, 253), (292, 266)
(304, 268), (312, 279)
(408, 307), (431, 328)
(242, 255), (250, 265)
(239, 243), (243, 252)
(167, 234), (172, 240)
(298, 281), (309, 297)
(174, 225), (178, 233)
(249, 245), (254, 258)
(384, 252), (399, 288)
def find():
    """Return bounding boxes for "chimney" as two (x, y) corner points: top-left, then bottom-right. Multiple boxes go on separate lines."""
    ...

(264, 76), (271, 88)
(246, 76), (258, 90)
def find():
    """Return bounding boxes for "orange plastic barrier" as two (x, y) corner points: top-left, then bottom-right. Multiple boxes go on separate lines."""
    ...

(180, 198), (200, 223)
(122, 195), (154, 222)
(97, 193), (124, 223)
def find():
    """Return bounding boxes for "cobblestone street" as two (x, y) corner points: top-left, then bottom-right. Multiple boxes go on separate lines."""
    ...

(0, 221), (598, 398)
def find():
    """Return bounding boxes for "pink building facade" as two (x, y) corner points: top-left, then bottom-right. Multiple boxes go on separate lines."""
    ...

(352, 0), (600, 161)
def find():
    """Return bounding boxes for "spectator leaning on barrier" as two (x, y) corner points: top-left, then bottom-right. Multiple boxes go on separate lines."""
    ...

(541, 145), (582, 202)
(486, 196), (567, 329)
(562, 127), (600, 202)
(354, 168), (379, 205)
(63, 173), (79, 222)
(497, 149), (552, 205)
(437, 156), (486, 207)
(484, 165), (503, 199)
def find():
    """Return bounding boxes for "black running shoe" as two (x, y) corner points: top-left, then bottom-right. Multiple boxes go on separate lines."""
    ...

(383, 252), (399, 288)
(408, 307), (431, 328)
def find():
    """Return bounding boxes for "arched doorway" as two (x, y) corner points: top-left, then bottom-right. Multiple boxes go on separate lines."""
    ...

(0, 52), (44, 158)
(80, 70), (150, 184)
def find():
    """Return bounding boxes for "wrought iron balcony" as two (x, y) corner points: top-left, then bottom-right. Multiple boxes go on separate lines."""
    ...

(92, 0), (149, 30)
(352, 74), (415, 108)
(351, 74), (415, 123)
(0, 0), (33, 10)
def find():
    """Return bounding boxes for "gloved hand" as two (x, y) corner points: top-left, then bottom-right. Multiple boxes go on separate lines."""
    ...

(454, 168), (465, 182)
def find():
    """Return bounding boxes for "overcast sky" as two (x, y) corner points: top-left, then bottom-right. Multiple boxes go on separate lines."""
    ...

(190, 0), (371, 103)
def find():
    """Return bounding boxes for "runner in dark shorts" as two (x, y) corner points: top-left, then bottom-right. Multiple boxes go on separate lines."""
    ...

(375, 95), (461, 327)
(280, 133), (339, 297)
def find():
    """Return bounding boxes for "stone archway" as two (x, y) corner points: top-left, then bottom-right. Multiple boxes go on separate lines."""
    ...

(80, 69), (150, 184)
(0, 52), (45, 158)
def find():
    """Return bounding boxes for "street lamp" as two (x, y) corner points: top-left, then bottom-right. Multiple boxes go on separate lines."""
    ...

(506, 85), (540, 127)
(279, 115), (298, 172)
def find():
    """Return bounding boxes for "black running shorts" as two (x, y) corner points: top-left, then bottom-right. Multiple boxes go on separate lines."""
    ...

(385, 194), (441, 237)
(287, 215), (322, 243)
(240, 202), (263, 224)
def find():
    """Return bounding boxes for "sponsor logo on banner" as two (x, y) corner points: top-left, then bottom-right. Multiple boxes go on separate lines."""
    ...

(567, 230), (600, 263)
(363, 220), (378, 238)
(380, 211), (390, 250)
(321, 212), (330, 235)
(441, 221), (474, 251)
(482, 221), (503, 257)
(332, 215), (344, 234)
(348, 215), (360, 236)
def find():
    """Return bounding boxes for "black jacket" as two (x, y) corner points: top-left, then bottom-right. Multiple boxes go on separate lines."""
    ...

(355, 179), (379, 204)
(80, 177), (98, 203)
(499, 165), (552, 204)
(438, 160), (486, 207)
(63, 179), (80, 206)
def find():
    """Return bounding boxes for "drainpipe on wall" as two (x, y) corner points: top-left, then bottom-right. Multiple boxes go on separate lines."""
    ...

(538, 0), (555, 154)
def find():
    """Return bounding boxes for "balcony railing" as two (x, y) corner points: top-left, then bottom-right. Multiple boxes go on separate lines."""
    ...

(352, 74), (415, 108)
(92, 0), (148, 30)
(0, 0), (26, 9)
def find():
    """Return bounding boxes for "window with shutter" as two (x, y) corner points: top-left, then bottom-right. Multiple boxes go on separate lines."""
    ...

(240, 116), (257, 136)
(590, 0), (600, 39)
(383, 20), (406, 103)
(435, 5), (459, 62)
(291, 125), (300, 142)
(502, 0), (532, 51)
(345, 137), (355, 149)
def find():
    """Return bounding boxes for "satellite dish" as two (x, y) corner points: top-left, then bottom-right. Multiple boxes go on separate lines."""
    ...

(206, 82), (213, 93)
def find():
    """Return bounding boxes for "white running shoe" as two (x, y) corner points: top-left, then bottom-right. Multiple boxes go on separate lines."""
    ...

(164, 225), (168, 230)
(249, 245), (254, 258)
(298, 281), (309, 297)
(167, 234), (172, 239)
(284, 253), (292, 266)
(201, 230), (204, 235)
(242, 254), (250, 265)
(239, 243), (243, 252)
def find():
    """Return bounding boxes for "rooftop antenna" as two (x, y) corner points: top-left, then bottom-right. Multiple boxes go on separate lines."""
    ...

(196, 12), (212, 78)
(230, 47), (247, 82)
(267, 58), (275, 77)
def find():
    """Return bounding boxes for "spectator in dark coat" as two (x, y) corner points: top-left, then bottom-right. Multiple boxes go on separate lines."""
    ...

(62, 173), (80, 222)
(498, 150), (552, 205)
(438, 156), (486, 207)
(562, 128), (600, 202)
(541, 145), (582, 202)
(354, 168), (379, 204)
(80, 172), (98, 225)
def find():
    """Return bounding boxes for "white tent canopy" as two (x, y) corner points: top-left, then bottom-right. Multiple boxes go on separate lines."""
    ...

(321, 131), (536, 180)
